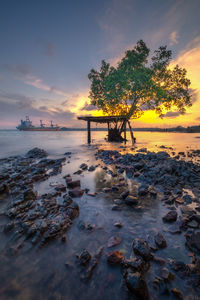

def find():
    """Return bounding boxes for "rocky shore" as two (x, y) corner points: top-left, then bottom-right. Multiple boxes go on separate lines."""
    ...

(0, 146), (200, 299)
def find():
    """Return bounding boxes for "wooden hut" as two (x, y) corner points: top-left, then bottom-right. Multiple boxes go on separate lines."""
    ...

(78, 116), (135, 144)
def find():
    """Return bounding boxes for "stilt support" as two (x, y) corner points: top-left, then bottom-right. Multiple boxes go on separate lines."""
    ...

(87, 120), (91, 144)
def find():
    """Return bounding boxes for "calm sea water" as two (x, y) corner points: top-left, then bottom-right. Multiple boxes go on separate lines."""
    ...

(0, 130), (200, 158)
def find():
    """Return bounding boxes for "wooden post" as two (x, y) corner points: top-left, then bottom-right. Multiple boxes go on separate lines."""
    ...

(124, 120), (127, 144)
(87, 120), (91, 144)
(128, 120), (135, 144)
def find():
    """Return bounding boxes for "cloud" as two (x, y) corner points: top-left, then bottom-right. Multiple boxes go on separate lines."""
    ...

(169, 31), (179, 45)
(0, 91), (76, 128)
(44, 43), (56, 57)
(3, 64), (32, 76)
(163, 111), (182, 118)
(81, 102), (97, 111)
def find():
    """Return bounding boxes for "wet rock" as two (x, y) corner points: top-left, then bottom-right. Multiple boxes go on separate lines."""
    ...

(125, 271), (150, 300)
(55, 185), (66, 192)
(132, 238), (151, 261)
(185, 231), (200, 254)
(88, 165), (95, 172)
(114, 221), (123, 228)
(80, 163), (88, 170)
(160, 267), (175, 281)
(187, 220), (199, 228)
(103, 187), (112, 193)
(26, 148), (47, 158)
(74, 169), (82, 175)
(106, 251), (123, 265)
(107, 236), (122, 248)
(64, 152), (72, 156)
(138, 184), (149, 196)
(87, 192), (97, 197)
(171, 288), (183, 299)
(120, 190), (129, 199)
(162, 210), (177, 222)
(152, 255), (166, 265)
(67, 180), (81, 189)
(111, 205), (122, 211)
(0, 183), (9, 195)
(78, 220), (86, 230)
(111, 185), (119, 192)
(154, 232), (167, 248)
(63, 195), (73, 206)
(192, 214), (200, 224)
(113, 199), (123, 205)
(125, 195), (138, 206)
(181, 205), (196, 217)
(122, 257), (147, 272)
(78, 249), (91, 265)
(87, 223), (95, 231)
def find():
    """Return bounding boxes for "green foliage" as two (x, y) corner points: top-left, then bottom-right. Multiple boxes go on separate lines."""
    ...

(88, 40), (192, 120)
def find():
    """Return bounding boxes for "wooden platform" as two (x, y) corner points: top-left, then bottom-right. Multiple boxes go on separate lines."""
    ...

(78, 115), (135, 144)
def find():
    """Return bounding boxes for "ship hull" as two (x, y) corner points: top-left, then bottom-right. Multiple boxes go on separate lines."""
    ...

(17, 127), (60, 131)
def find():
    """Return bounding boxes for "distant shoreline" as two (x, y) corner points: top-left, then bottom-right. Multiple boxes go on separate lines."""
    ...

(1, 126), (200, 133)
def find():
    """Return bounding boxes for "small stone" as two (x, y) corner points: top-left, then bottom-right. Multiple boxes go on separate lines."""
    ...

(162, 210), (177, 222)
(88, 165), (95, 172)
(87, 192), (97, 197)
(125, 271), (150, 300)
(171, 288), (183, 299)
(111, 205), (122, 211)
(154, 232), (167, 248)
(114, 221), (123, 228)
(67, 180), (81, 189)
(107, 236), (122, 248)
(132, 238), (151, 261)
(103, 187), (112, 193)
(120, 190), (129, 199)
(55, 184), (66, 192)
(187, 220), (198, 228)
(106, 251), (123, 265)
(68, 188), (83, 197)
(125, 195), (138, 206)
(79, 249), (91, 265)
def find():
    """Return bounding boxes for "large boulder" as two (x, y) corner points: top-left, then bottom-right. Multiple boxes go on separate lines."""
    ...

(132, 238), (151, 261)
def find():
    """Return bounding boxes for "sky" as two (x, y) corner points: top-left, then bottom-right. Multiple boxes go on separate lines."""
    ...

(0, 0), (200, 129)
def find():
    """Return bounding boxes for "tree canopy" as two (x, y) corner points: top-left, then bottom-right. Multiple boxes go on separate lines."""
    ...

(88, 40), (192, 122)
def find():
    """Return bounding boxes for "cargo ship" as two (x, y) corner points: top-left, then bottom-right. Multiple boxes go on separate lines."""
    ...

(16, 116), (60, 131)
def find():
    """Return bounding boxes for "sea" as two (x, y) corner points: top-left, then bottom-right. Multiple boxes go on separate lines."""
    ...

(0, 130), (200, 158)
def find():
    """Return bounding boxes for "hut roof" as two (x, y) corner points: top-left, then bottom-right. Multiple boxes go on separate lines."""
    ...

(77, 116), (127, 123)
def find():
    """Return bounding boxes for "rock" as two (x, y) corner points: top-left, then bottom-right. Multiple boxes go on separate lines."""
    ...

(103, 187), (112, 193)
(120, 190), (129, 199)
(0, 183), (9, 195)
(154, 232), (167, 248)
(187, 220), (199, 228)
(193, 214), (200, 223)
(87, 192), (97, 197)
(125, 195), (138, 206)
(107, 236), (122, 248)
(171, 288), (183, 299)
(55, 184), (66, 192)
(185, 231), (200, 254)
(162, 210), (177, 222)
(78, 220), (86, 230)
(106, 251), (123, 265)
(26, 148), (47, 158)
(111, 185), (119, 192)
(64, 175), (72, 183)
(152, 255), (166, 265)
(138, 185), (149, 196)
(111, 205), (122, 211)
(113, 199), (123, 205)
(64, 152), (72, 156)
(78, 249), (91, 265)
(114, 221), (123, 228)
(122, 257), (147, 272)
(125, 271), (149, 300)
(132, 238), (151, 261)
(80, 163), (88, 170)
(74, 170), (82, 175)
(181, 205), (196, 217)
(68, 188), (84, 198)
(67, 180), (81, 189)
(160, 267), (174, 281)
(88, 165), (96, 172)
